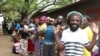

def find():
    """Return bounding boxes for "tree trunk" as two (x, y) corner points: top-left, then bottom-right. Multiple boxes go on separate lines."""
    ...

(20, 0), (29, 20)
(21, 13), (28, 20)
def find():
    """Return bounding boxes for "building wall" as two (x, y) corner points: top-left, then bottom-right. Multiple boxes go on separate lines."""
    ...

(45, 0), (100, 21)
(78, 0), (100, 22)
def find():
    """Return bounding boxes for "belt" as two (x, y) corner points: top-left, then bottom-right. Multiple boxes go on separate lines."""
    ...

(44, 42), (53, 45)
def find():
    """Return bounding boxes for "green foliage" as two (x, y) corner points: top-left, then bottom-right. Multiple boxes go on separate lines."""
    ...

(0, 0), (73, 20)
(56, 0), (72, 7)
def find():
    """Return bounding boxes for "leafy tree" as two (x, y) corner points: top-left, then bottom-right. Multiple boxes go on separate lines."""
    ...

(1, 0), (73, 20)
(0, 0), (19, 21)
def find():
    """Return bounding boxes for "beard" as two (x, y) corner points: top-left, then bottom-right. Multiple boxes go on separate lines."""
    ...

(69, 24), (80, 32)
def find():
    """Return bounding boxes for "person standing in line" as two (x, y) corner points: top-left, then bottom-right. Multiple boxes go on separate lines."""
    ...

(82, 15), (93, 56)
(12, 38), (20, 54)
(54, 11), (99, 56)
(19, 30), (28, 56)
(7, 22), (12, 35)
(38, 16), (47, 56)
(2, 20), (7, 35)
(55, 15), (66, 56)
(33, 18), (41, 56)
(42, 17), (55, 56)
(82, 15), (99, 56)
(39, 16), (47, 33)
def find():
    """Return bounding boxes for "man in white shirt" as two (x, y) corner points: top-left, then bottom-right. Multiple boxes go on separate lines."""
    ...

(54, 11), (99, 56)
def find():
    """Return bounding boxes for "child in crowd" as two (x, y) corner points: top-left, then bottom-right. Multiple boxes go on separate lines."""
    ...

(12, 39), (20, 54)
(11, 28), (18, 42)
(34, 32), (43, 56)
(19, 30), (28, 56)
(28, 32), (34, 55)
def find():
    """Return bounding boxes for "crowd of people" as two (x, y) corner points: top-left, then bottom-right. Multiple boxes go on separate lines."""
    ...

(1, 11), (100, 56)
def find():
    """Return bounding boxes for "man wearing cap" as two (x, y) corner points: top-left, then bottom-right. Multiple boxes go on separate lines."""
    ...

(54, 11), (99, 56)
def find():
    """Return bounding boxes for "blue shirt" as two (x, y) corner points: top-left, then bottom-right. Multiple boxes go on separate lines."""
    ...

(44, 25), (54, 42)
(15, 23), (21, 30)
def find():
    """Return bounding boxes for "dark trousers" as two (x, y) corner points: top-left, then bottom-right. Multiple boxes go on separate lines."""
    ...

(42, 44), (55, 56)
(3, 27), (7, 35)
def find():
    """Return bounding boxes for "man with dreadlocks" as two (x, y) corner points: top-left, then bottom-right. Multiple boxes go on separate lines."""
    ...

(54, 11), (99, 56)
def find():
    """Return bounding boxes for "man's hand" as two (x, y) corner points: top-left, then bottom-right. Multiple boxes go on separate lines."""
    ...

(85, 23), (99, 51)
(91, 23), (99, 35)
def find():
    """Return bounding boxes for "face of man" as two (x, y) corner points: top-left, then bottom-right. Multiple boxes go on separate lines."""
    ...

(57, 19), (62, 24)
(34, 19), (40, 25)
(83, 17), (88, 28)
(57, 16), (63, 24)
(69, 14), (81, 32)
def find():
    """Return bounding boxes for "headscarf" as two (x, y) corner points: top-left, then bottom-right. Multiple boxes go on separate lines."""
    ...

(40, 16), (47, 21)
(34, 17), (40, 23)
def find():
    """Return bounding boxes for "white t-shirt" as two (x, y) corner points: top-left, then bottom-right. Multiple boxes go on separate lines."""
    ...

(61, 28), (90, 56)
(24, 25), (29, 31)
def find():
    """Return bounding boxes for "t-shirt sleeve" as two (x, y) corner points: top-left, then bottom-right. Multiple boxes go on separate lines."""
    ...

(82, 31), (90, 46)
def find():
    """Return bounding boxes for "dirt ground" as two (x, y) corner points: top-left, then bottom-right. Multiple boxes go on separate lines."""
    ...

(0, 30), (19, 56)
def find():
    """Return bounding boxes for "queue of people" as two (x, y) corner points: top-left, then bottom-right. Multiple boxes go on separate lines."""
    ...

(2, 11), (100, 56)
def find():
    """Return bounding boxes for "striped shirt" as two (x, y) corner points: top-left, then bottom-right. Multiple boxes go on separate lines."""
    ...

(61, 28), (90, 56)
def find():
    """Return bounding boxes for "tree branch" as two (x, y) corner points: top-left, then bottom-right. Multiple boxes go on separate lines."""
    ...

(38, 0), (57, 12)
(29, 0), (57, 19)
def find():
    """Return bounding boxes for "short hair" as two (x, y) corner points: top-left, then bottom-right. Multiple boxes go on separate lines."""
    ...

(19, 30), (28, 39)
(57, 15), (63, 20)
(84, 15), (91, 22)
